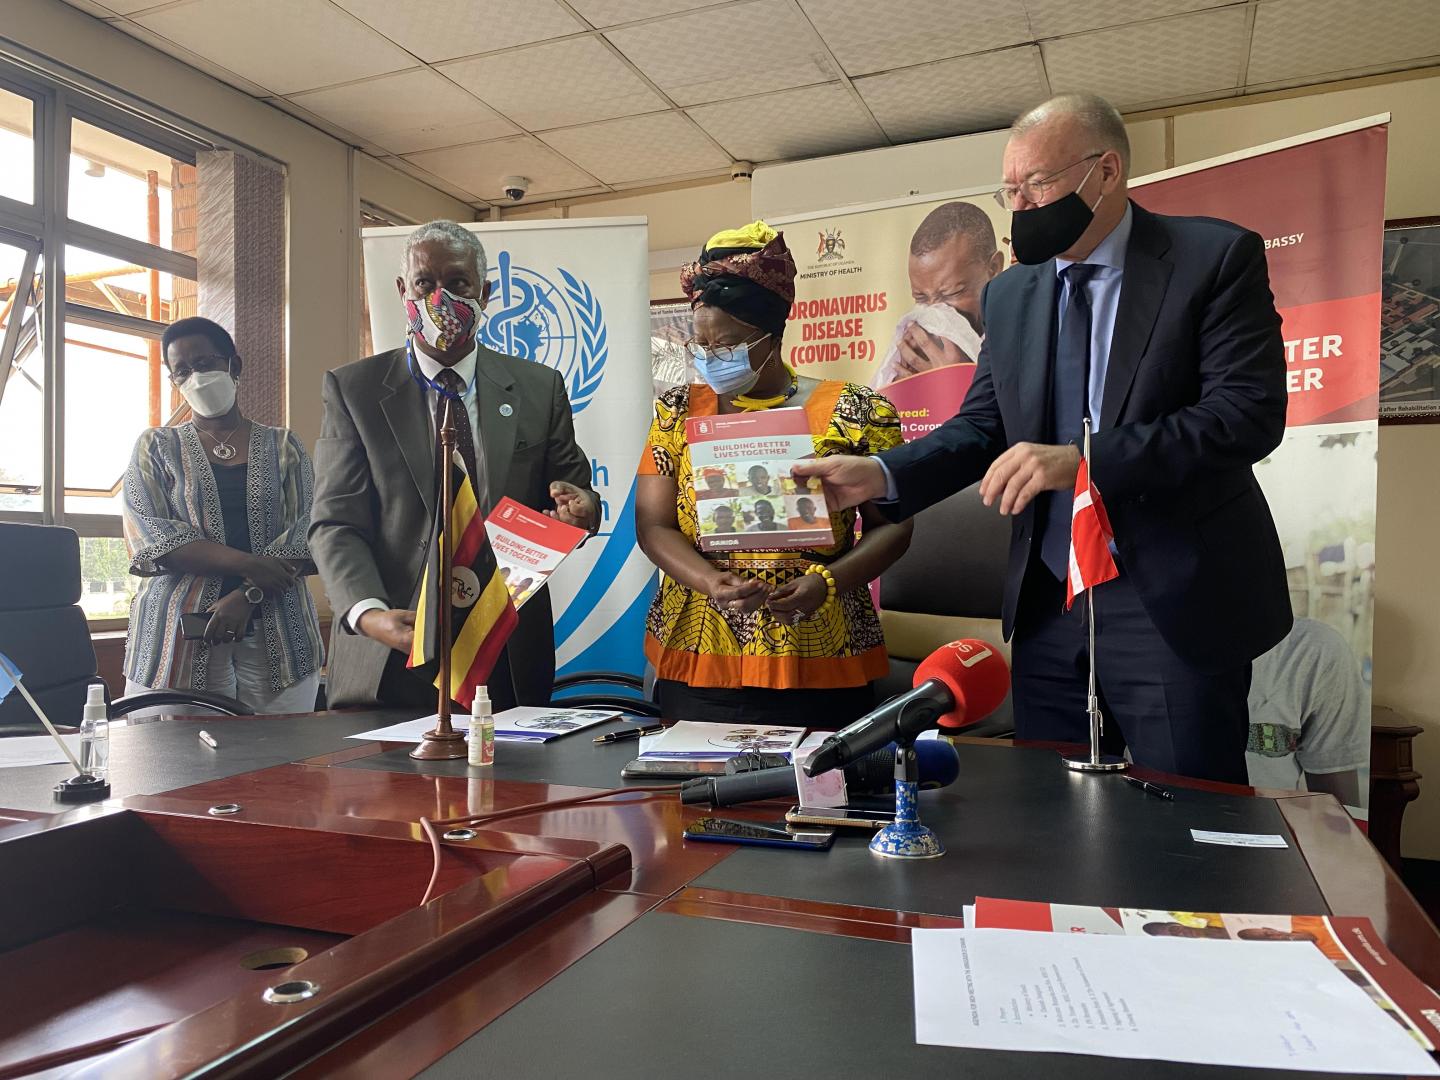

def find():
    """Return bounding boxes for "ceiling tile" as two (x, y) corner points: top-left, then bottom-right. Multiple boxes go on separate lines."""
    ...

(57, 0), (121, 17)
(1042, 5), (1248, 108)
(607, 0), (836, 106)
(331, 0), (584, 63)
(75, 0), (169, 12)
(798, 0), (1031, 77)
(567, 0), (720, 27)
(404, 135), (602, 200)
(540, 112), (730, 182)
(855, 45), (1047, 143)
(687, 83), (883, 162)
(378, 155), (492, 205)
(1023, 0), (1235, 39)
(373, 119), (525, 156)
(439, 36), (665, 130)
(108, 19), (274, 97)
(134, 0), (418, 95)
(287, 69), (515, 144)
(1247, 0), (1440, 85)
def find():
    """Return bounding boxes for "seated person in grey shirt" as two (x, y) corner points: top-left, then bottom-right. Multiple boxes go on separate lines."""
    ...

(1246, 617), (1368, 807)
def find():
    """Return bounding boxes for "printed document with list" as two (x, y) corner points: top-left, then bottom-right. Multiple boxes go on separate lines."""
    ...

(911, 928), (1439, 1074)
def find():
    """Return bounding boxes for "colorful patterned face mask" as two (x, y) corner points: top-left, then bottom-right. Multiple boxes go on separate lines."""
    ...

(404, 287), (483, 352)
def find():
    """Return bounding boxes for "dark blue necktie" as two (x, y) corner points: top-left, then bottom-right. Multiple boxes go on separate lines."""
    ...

(1039, 263), (1099, 581)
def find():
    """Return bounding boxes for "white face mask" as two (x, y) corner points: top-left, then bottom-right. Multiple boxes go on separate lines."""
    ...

(181, 369), (237, 418)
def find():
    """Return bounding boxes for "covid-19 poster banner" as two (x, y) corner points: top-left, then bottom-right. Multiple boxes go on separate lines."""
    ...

(775, 116), (1388, 815)
(363, 218), (656, 679)
(774, 189), (1010, 439)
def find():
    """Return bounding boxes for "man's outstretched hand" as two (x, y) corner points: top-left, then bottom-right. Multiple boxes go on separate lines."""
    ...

(788, 456), (888, 512)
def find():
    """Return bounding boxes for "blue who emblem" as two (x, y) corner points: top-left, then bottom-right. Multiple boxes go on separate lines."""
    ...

(479, 250), (608, 414)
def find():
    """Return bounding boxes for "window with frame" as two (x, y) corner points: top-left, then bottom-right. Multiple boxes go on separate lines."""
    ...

(0, 65), (208, 625)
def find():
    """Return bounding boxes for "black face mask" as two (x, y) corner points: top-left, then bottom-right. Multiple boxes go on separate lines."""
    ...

(1009, 160), (1106, 265)
(1010, 189), (1106, 265)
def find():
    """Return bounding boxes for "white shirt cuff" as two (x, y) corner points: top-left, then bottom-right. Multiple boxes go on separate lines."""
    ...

(345, 597), (388, 635)
(876, 457), (899, 503)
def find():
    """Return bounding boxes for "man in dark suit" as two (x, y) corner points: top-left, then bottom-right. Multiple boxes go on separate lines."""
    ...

(795, 94), (1291, 782)
(311, 221), (598, 712)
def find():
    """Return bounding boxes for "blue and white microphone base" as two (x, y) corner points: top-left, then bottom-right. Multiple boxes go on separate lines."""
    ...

(869, 778), (945, 859)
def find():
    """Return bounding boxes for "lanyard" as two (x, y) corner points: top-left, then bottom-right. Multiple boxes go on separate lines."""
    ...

(406, 338), (476, 401)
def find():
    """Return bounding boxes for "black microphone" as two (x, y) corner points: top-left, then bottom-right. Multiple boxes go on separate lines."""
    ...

(803, 638), (1011, 778)
(679, 740), (960, 807)
(802, 682), (950, 777)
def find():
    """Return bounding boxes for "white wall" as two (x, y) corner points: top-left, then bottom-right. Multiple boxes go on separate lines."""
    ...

(1, 0), (472, 447)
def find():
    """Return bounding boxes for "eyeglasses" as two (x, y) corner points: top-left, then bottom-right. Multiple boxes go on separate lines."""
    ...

(993, 153), (1103, 210)
(685, 332), (771, 363)
(168, 354), (232, 385)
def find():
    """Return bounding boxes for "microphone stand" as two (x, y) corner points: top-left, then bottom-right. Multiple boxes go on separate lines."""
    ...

(412, 395), (467, 761)
(1064, 418), (1127, 774)
(869, 734), (944, 859)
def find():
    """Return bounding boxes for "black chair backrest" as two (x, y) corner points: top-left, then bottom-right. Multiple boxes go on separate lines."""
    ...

(0, 523), (98, 733)
(875, 485), (1016, 737)
(879, 484), (1010, 620)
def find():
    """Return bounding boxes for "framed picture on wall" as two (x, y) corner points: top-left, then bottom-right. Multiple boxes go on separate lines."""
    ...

(1380, 216), (1440, 424)
(651, 298), (692, 396)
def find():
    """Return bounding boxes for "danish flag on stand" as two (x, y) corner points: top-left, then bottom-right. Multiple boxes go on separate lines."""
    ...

(1066, 458), (1119, 609)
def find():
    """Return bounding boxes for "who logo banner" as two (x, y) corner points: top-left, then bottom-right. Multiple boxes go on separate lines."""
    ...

(362, 218), (657, 678)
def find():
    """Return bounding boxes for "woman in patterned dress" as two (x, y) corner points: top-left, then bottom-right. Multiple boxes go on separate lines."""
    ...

(636, 223), (913, 726)
(121, 317), (323, 717)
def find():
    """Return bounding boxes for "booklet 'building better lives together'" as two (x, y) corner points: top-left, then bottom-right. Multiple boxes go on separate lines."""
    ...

(687, 406), (834, 553)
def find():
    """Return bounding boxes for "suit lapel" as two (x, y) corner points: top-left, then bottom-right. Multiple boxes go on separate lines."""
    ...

(1100, 205), (1173, 431)
(1015, 266), (1057, 443)
(473, 345), (519, 516)
(380, 348), (435, 518)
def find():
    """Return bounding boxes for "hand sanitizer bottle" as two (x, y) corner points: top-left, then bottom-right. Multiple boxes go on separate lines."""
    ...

(79, 683), (109, 780)
(468, 687), (494, 768)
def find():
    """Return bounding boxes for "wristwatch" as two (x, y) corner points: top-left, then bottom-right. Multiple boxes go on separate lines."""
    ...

(243, 584), (264, 605)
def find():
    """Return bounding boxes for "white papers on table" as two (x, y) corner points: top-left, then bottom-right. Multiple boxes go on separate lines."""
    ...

(346, 715), (465, 742)
(910, 928), (1439, 1075)
(638, 720), (806, 761)
(490, 707), (620, 742)
(347, 707), (620, 744)
(1191, 829), (1288, 848)
(0, 733), (83, 768)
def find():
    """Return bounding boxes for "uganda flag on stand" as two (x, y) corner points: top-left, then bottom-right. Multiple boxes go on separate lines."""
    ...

(1065, 457), (1120, 610)
(408, 458), (517, 709)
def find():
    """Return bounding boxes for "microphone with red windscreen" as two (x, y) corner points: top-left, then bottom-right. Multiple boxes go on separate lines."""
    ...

(803, 639), (1009, 777)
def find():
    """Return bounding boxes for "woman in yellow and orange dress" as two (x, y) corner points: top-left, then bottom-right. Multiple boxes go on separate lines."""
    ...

(635, 222), (913, 726)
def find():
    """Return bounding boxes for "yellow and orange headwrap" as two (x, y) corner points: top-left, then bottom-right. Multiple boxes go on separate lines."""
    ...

(679, 220), (797, 337)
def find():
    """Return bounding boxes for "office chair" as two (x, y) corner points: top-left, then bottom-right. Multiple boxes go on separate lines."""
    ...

(0, 522), (251, 737)
(876, 484), (1015, 737)
(549, 669), (660, 718)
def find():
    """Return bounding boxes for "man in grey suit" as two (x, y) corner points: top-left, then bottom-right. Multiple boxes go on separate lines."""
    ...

(311, 221), (598, 711)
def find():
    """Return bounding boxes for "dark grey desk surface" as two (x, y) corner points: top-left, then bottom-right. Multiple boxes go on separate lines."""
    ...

(0, 711), (407, 813)
(421, 912), (1387, 1080)
(346, 733), (1327, 919)
(691, 743), (1327, 917)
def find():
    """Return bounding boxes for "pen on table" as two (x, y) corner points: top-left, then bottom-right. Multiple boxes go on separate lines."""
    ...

(198, 730), (218, 750)
(594, 723), (666, 744)
(1122, 774), (1173, 801)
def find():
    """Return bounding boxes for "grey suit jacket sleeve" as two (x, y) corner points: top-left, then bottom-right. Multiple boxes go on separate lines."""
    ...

(309, 369), (390, 620)
(545, 370), (601, 527)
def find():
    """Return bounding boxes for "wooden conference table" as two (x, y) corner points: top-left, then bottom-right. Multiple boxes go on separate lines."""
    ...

(1, 710), (1437, 1080)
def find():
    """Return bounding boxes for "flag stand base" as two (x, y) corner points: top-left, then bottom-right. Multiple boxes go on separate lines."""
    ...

(1062, 753), (1128, 773)
(411, 728), (467, 760)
